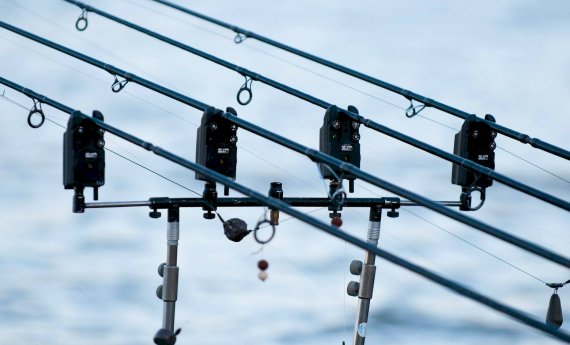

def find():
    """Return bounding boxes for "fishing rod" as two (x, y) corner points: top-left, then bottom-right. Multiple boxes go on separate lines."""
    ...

(60, 1), (570, 212)
(1, 21), (568, 269)
(1, 77), (569, 343)
(147, 0), (570, 161)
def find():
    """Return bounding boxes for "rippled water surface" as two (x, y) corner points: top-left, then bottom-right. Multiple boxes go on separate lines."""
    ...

(0, 0), (569, 344)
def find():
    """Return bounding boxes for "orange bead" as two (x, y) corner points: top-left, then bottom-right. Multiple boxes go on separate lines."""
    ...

(331, 217), (343, 227)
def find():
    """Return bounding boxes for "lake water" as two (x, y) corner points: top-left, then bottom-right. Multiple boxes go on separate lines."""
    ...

(0, 0), (569, 344)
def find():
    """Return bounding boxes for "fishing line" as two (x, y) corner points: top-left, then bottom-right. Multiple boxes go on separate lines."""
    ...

(123, 0), (234, 42)
(12, 1), (354, 205)
(1, 89), (349, 275)
(0, 33), (345, 235)
(2, 90), (547, 294)
(0, 98), (340, 340)
(1, 88), (352, 269)
(151, 0), (570, 161)
(66, 1), (564, 208)
(2, 84), (186, 190)
(120, 1), (484, 136)
(342, 238), (347, 341)
(354, 181), (549, 285)
(0, 34), (194, 127)
(0, 32), (321, 198)
(0, 92), (192, 188)
(0, 97), (159, 344)
(1, 8), (339, 195)
(400, 207), (547, 284)
(8, 6), (568, 288)
(10, 0), (233, 97)
(497, 147), (570, 185)
(70, 0), (459, 174)
(124, 0), (415, 115)
(5, 27), (569, 272)
(237, 41), (569, 186)
(316, 164), (550, 287)
(5, 4), (568, 338)
(246, 31), (570, 182)
(240, 40), (463, 132)
(410, 118), (569, 185)
(242, 40), (406, 111)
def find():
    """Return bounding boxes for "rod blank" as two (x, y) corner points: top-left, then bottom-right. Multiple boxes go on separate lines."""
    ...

(148, 0), (570, 161)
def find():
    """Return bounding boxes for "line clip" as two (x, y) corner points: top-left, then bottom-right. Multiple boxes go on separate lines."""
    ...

(253, 210), (276, 244)
(460, 177), (486, 211)
(75, 9), (89, 32)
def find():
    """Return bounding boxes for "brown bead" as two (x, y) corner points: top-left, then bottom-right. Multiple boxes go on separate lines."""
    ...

(258, 259), (269, 271)
(331, 217), (343, 228)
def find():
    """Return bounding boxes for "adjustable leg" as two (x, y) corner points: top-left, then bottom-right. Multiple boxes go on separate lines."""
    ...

(348, 205), (382, 345)
(154, 208), (181, 345)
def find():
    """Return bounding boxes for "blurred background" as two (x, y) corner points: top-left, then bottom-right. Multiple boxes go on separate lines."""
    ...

(0, 0), (569, 344)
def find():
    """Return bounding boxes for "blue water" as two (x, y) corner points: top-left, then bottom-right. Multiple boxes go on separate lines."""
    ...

(0, 0), (569, 344)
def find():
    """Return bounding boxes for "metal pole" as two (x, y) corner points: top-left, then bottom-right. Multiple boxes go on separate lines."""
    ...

(154, 207), (181, 345)
(82, 197), (463, 209)
(162, 207), (180, 330)
(348, 205), (382, 345)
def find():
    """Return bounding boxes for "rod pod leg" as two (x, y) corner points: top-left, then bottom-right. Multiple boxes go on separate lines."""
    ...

(348, 205), (382, 345)
(154, 208), (181, 345)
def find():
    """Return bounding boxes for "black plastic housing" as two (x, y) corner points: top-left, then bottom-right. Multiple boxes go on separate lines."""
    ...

(319, 105), (361, 181)
(452, 114), (497, 188)
(63, 110), (105, 190)
(195, 107), (238, 182)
